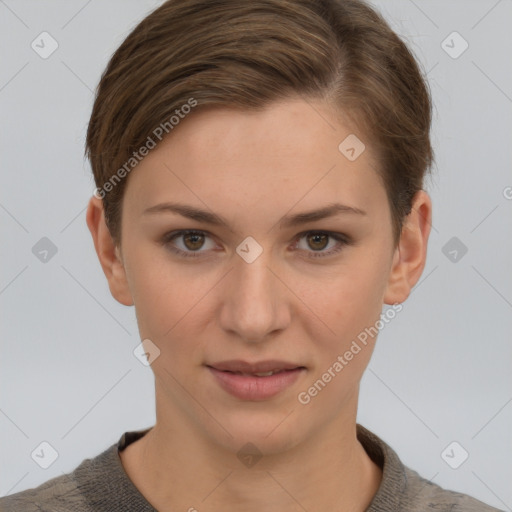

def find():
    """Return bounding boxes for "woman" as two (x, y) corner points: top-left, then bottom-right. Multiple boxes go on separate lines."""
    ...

(1, 0), (503, 510)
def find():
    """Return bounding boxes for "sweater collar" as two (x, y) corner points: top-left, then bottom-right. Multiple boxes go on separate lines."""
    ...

(356, 423), (405, 511)
(77, 423), (406, 511)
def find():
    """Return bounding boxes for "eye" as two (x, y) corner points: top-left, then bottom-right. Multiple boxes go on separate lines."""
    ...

(161, 229), (351, 260)
(294, 231), (351, 258)
(162, 230), (216, 258)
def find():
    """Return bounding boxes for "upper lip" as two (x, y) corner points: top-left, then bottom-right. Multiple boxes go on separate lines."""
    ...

(207, 360), (305, 373)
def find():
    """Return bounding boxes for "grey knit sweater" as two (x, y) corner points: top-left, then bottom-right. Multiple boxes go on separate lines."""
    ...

(0, 424), (503, 511)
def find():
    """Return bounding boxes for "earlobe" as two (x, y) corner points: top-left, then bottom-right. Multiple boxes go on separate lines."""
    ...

(85, 196), (134, 306)
(383, 190), (432, 305)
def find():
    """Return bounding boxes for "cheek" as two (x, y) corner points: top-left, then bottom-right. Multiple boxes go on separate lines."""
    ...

(128, 264), (217, 379)
(292, 256), (391, 407)
(294, 262), (389, 415)
(124, 245), (211, 341)
(300, 255), (390, 343)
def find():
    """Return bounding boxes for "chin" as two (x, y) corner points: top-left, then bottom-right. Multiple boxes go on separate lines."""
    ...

(204, 409), (307, 457)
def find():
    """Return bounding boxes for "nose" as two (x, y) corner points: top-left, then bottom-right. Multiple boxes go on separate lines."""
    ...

(218, 248), (291, 343)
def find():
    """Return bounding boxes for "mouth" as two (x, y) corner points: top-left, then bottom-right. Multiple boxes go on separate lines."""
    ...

(205, 360), (307, 400)
(206, 359), (306, 375)
(209, 368), (305, 377)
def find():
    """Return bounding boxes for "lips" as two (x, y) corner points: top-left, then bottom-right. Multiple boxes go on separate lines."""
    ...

(206, 359), (305, 376)
(207, 363), (306, 400)
(218, 368), (289, 377)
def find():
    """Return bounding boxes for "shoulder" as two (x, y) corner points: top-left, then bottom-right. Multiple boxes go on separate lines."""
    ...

(0, 440), (118, 512)
(356, 424), (504, 512)
(401, 465), (504, 512)
(0, 429), (152, 512)
(0, 471), (88, 512)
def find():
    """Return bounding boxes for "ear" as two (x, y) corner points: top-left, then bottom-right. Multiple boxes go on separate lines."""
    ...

(86, 195), (134, 306)
(383, 190), (432, 305)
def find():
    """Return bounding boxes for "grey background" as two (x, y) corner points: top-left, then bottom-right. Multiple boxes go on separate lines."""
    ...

(1, 0), (511, 509)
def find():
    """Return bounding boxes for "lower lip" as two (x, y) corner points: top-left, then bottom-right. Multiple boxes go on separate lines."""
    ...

(207, 366), (305, 401)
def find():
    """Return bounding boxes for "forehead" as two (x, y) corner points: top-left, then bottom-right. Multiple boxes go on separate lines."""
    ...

(123, 98), (386, 219)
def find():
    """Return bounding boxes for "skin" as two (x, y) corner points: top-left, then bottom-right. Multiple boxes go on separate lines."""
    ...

(87, 97), (431, 512)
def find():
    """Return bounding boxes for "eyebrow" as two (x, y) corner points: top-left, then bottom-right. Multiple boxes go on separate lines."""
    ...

(142, 201), (367, 228)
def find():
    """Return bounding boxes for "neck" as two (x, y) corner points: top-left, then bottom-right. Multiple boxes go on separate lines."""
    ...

(120, 398), (382, 512)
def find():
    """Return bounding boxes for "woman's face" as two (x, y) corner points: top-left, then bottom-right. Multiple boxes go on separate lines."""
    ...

(107, 98), (420, 454)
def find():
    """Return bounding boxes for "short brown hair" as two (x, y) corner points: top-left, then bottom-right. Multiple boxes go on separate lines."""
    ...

(86, 0), (434, 246)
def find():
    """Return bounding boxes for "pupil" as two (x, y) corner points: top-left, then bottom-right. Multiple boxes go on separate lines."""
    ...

(308, 233), (328, 251)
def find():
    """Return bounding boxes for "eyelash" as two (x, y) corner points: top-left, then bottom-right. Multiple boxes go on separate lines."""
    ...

(161, 230), (352, 259)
